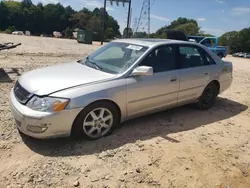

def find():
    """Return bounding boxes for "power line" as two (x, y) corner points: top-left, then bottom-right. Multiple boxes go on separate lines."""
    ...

(134, 0), (151, 34)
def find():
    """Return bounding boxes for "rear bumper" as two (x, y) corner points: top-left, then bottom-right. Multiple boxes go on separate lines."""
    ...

(9, 88), (82, 139)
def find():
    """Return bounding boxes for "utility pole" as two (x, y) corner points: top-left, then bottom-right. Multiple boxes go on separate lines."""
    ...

(126, 0), (132, 38)
(101, 0), (107, 45)
(148, 0), (150, 35)
(101, 0), (132, 45)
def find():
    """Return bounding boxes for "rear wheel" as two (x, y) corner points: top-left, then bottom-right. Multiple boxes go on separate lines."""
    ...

(196, 83), (218, 110)
(72, 101), (120, 140)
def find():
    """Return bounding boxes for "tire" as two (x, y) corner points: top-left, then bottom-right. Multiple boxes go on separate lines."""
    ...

(71, 101), (120, 140)
(196, 82), (218, 110)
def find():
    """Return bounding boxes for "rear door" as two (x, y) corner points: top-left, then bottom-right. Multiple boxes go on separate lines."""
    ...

(176, 44), (218, 104)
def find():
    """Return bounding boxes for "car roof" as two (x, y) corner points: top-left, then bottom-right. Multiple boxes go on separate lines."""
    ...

(112, 38), (191, 48)
(188, 35), (218, 39)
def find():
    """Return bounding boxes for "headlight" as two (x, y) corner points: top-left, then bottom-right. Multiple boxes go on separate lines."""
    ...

(26, 96), (69, 112)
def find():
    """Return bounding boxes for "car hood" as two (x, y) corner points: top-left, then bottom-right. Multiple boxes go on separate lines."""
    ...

(18, 61), (116, 95)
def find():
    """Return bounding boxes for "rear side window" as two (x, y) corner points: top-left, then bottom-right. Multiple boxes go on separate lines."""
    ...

(203, 51), (216, 65)
(179, 46), (205, 68)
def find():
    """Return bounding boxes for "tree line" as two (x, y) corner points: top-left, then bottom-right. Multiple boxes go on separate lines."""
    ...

(128, 17), (250, 53)
(0, 0), (121, 40)
(125, 17), (214, 39)
(1, 0), (249, 53)
(219, 28), (250, 53)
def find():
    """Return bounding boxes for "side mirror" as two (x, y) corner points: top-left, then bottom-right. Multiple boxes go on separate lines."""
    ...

(130, 66), (153, 76)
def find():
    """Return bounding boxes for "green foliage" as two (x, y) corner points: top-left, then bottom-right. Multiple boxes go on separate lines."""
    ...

(105, 27), (114, 39)
(132, 17), (201, 39)
(152, 17), (199, 37)
(63, 27), (73, 38)
(0, 2), (9, 30)
(22, 0), (33, 7)
(173, 22), (200, 35)
(0, 1), (120, 40)
(219, 28), (250, 53)
(106, 16), (120, 37)
(1, 1), (249, 53)
(198, 30), (215, 37)
(171, 18), (197, 27)
(70, 7), (120, 40)
(43, 3), (71, 34)
(133, 32), (148, 38)
(123, 27), (133, 38)
(4, 26), (16, 34)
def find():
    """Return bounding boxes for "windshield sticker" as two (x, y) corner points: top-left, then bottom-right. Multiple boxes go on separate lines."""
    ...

(127, 45), (143, 51)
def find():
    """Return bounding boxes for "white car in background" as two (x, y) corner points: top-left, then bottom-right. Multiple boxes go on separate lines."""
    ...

(244, 53), (250, 58)
(238, 52), (246, 57)
(12, 31), (24, 35)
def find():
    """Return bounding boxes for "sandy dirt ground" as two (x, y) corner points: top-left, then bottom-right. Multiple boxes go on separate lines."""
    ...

(0, 33), (250, 188)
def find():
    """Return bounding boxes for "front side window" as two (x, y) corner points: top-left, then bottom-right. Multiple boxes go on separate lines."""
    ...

(140, 45), (176, 73)
(80, 42), (148, 74)
(179, 46), (206, 68)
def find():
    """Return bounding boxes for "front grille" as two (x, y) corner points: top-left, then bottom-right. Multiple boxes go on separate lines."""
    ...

(14, 81), (31, 104)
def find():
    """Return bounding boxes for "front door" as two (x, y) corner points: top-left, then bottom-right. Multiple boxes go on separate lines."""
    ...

(126, 45), (179, 117)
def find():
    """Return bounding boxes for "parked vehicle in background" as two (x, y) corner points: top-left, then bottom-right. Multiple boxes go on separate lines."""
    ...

(232, 52), (240, 57)
(53, 31), (62, 38)
(187, 36), (227, 59)
(12, 31), (24, 35)
(238, 52), (246, 57)
(164, 31), (227, 59)
(244, 53), (250, 58)
(25, 31), (31, 36)
(232, 52), (250, 58)
(237, 52), (246, 57)
(233, 52), (243, 57)
(9, 38), (233, 140)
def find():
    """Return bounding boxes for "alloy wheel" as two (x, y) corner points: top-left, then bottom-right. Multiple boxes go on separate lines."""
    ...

(83, 108), (113, 139)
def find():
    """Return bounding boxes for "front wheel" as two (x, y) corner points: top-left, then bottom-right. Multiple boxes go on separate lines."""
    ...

(196, 83), (218, 110)
(71, 101), (120, 140)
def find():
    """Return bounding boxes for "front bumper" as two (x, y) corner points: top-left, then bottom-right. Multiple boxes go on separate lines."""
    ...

(9, 88), (82, 139)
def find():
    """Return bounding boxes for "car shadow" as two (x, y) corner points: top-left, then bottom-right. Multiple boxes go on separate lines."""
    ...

(21, 97), (248, 157)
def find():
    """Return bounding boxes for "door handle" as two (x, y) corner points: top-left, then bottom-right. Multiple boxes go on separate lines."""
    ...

(170, 77), (177, 82)
(204, 73), (208, 75)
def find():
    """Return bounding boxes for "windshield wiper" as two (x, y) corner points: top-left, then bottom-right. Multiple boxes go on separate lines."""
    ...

(85, 57), (102, 70)
(88, 61), (102, 70)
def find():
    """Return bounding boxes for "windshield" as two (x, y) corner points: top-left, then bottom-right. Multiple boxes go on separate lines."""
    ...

(80, 42), (148, 74)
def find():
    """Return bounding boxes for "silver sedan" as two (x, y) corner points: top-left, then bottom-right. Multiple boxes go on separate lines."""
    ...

(9, 39), (233, 140)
